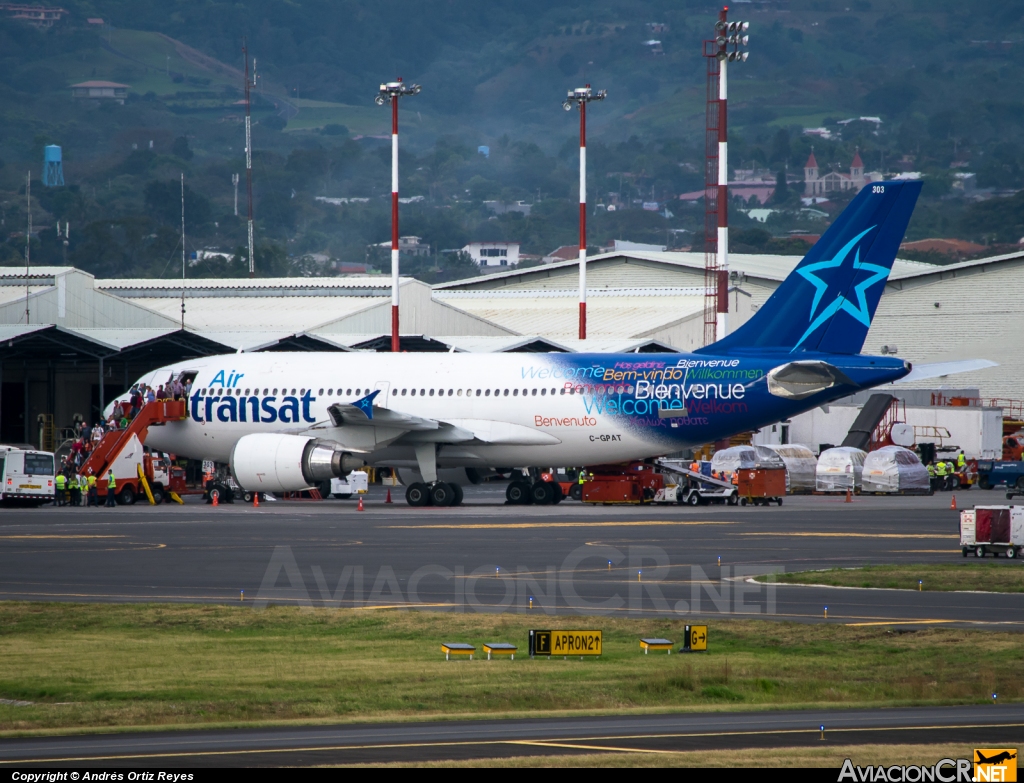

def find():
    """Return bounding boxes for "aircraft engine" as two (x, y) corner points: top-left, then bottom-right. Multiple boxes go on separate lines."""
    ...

(230, 433), (364, 494)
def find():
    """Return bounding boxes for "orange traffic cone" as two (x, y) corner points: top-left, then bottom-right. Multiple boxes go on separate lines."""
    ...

(385, 488), (392, 504)
(253, 492), (259, 508)
(950, 494), (957, 511)
(212, 492), (219, 507)
(845, 488), (852, 503)
(357, 495), (364, 511)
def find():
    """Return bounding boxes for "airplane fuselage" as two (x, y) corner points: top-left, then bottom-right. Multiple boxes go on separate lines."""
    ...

(128, 350), (909, 470)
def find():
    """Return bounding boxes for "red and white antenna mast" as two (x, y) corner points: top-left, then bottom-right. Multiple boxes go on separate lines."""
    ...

(702, 7), (749, 345)
(243, 40), (256, 278)
(563, 84), (606, 341)
(376, 78), (422, 353)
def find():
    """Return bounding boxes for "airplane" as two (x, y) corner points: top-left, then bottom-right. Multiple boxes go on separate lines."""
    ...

(113, 180), (975, 506)
(976, 751), (1016, 765)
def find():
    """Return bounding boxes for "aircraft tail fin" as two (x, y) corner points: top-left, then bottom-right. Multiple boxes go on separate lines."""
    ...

(701, 180), (922, 356)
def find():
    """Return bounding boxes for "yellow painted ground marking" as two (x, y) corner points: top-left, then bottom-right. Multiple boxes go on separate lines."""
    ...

(510, 740), (672, 754)
(384, 521), (735, 530)
(0, 535), (125, 539)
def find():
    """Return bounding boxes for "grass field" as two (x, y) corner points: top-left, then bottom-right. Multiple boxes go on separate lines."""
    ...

(366, 744), (979, 768)
(765, 564), (1024, 593)
(0, 604), (1021, 734)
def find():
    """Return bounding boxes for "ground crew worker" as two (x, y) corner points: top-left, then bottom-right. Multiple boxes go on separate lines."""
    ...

(935, 460), (947, 491)
(926, 462), (936, 492)
(946, 461), (956, 491)
(86, 473), (98, 506)
(105, 470), (118, 507)
(957, 450), (966, 471)
(577, 470), (586, 486)
(69, 474), (81, 507)
(55, 472), (66, 506)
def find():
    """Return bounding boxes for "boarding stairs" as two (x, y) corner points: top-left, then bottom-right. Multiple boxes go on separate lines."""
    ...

(79, 399), (187, 481)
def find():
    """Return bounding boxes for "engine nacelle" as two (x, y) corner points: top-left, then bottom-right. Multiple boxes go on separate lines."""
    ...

(230, 433), (364, 493)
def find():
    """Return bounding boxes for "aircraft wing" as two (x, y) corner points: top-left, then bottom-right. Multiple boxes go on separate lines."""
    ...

(893, 358), (998, 384)
(323, 392), (560, 446)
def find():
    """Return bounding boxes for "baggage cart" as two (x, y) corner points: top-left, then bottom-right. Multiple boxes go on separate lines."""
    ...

(960, 506), (1024, 558)
(736, 468), (787, 506)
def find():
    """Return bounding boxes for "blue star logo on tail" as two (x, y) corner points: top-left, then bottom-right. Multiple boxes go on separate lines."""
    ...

(792, 226), (888, 351)
(352, 389), (379, 419)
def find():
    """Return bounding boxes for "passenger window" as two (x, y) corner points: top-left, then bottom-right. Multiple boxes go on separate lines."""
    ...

(457, 389), (463, 396)
(513, 389), (518, 396)
(218, 388), (224, 395)
(531, 389), (537, 396)
(503, 389), (509, 396)
(475, 390), (481, 396)
(430, 389), (435, 396)
(273, 388), (278, 395)
(410, 389), (416, 396)
(319, 388), (324, 395)
(448, 389), (453, 396)
(263, 389), (269, 395)
(485, 389), (491, 396)
(402, 389), (407, 396)
(420, 389), (425, 396)
(392, 389), (398, 396)
(541, 388), (547, 396)
(560, 388), (565, 395)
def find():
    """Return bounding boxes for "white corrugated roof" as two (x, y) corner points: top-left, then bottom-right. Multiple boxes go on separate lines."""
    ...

(141, 296), (379, 331)
(96, 276), (403, 291)
(435, 290), (704, 339)
(69, 327), (180, 350)
(437, 250), (932, 289)
(0, 285), (52, 304)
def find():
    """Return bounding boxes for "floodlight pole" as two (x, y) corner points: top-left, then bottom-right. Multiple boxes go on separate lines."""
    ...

(376, 78), (422, 352)
(391, 93), (399, 352)
(243, 40), (256, 278)
(563, 85), (606, 341)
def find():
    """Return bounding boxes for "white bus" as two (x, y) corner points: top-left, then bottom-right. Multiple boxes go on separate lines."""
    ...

(0, 446), (55, 506)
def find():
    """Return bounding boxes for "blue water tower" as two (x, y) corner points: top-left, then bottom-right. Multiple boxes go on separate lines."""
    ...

(43, 145), (64, 187)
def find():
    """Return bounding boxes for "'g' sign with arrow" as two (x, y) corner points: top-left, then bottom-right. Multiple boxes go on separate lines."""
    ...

(682, 624), (708, 652)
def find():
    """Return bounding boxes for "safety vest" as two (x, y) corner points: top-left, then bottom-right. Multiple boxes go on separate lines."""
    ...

(957, 453), (966, 469)
(578, 473), (586, 485)
(107, 473), (116, 489)
(69, 477), (79, 490)
(935, 463), (947, 477)
(87, 475), (97, 488)
(56, 475), (66, 490)
(927, 464), (935, 477)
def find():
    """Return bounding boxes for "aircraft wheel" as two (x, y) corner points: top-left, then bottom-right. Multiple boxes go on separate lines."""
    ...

(429, 481), (455, 507)
(406, 482), (431, 507)
(451, 483), (464, 506)
(117, 485), (136, 506)
(531, 482), (555, 505)
(506, 481), (531, 505)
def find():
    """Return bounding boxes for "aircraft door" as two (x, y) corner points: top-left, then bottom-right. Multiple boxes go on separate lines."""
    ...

(374, 381), (390, 409)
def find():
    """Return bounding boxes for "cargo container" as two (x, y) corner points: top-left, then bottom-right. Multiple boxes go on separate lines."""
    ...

(960, 506), (1024, 558)
(736, 468), (787, 506)
(862, 446), (931, 494)
(815, 447), (866, 492)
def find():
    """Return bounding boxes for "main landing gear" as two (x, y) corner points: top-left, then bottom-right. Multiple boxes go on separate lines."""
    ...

(506, 479), (564, 506)
(406, 481), (464, 507)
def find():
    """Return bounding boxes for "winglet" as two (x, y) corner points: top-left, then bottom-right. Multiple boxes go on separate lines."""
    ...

(352, 389), (380, 420)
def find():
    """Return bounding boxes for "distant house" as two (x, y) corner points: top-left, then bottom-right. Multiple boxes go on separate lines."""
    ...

(373, 236), (430, 257)
(463, 242), (520, 267)
(0, 3), (66, 27)
(543, 245), (580, 264)
(803, 149), (877, 196)
(483, 200), (532, 217)
(71, 81), (129, 104)
(900, 238), (986, 260)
